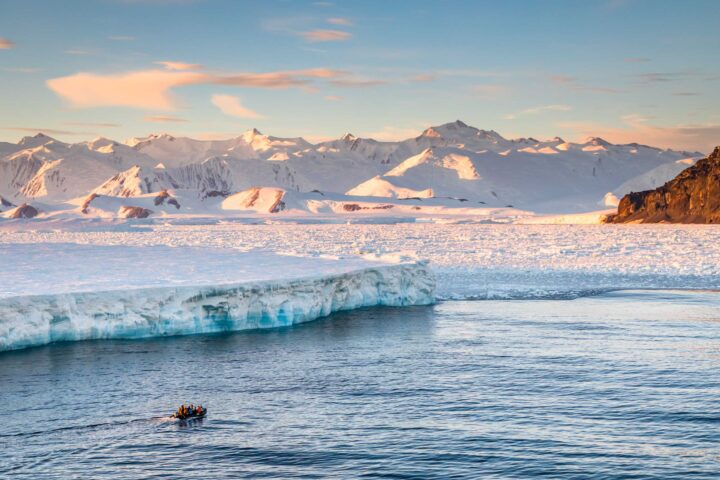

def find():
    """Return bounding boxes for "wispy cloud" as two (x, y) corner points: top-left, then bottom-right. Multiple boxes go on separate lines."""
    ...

(109, 35), (135, 41)
(3, 127), (96, 136)
(549, 74), (621, 94)
(504, 104), (571, 120)
(329, 77), (385, 88)
(155, 60), (202, 71)
(632, 71), (702, 84)
(324, 95), (343, 101)
(410, 73), (436, 83)
(437, 69), (506, 78)
(213, 68), (345, 88)
(621, 113), (654, 124)
(144, 115), (188, 123)
(301, 29), (351, 42)
(0, 38), (15, 49)
(211, 94), (263, 119)
(66, 122), (120, 127)
(327, 17), (351, 26)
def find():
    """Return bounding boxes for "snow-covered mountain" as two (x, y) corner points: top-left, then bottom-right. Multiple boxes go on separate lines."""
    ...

(0, 121), (702, 219)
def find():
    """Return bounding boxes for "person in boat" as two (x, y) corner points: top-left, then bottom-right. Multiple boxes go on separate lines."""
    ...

(174, 403), (205, 419)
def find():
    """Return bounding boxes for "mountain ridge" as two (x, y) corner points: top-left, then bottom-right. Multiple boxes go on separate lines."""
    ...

(0, 121), (704, 217)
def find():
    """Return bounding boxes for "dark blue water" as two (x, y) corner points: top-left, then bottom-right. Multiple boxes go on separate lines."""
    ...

(2, 290), (720, 479)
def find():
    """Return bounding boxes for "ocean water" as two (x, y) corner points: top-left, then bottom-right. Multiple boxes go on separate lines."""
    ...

(2, 290), (720, 479)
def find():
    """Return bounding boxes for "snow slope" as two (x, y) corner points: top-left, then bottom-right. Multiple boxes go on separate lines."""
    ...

(349, 140), (701, 212)
(0, 121), (701, 217)
(0, 134), (158, 202)
(0, 244), (434, 351)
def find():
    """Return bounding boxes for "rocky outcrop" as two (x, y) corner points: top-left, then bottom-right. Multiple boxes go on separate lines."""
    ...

(606, 147), (720, 223)
(9, 203), (39, 219)
(0, 196), (14, 208)
(0, 195), (15, 212)
(118, 206), (153, 219)
(201, 190), (230, 199)
(153, 189), (180, 209)
(81, 193), (99, 214)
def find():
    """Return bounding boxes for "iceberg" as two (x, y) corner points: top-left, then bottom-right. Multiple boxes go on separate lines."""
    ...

(0, 244), (435, 351)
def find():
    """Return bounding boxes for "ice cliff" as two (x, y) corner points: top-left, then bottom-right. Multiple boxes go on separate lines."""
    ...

(0, 245), (435, 351)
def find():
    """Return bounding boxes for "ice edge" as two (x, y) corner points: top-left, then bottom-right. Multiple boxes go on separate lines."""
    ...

(0, 261), (435, 352)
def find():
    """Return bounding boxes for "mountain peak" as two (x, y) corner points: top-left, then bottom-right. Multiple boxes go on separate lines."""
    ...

(19, 132), (55, 144)
(586, 136), (612, 146)
(244, 128), (263, 136)
(240, 128), (264, 143)
(341, 133), (356, 142)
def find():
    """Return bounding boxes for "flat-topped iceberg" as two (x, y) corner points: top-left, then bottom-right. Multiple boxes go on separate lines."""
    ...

(0, 244), (434, 351)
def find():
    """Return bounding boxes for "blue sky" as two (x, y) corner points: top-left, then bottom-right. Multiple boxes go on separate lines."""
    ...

(1, 0), (719, 151)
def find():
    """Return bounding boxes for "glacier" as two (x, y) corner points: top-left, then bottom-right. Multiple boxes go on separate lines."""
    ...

(0, 245), (435, 352)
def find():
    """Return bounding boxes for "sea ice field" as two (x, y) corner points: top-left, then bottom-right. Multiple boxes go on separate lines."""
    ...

(2, 222), (719, 299)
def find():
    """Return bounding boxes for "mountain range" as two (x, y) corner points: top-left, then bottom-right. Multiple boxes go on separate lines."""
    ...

(0, 120), (703, 220)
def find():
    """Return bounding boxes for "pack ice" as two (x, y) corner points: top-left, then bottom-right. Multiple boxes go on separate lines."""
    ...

(0, 244), (435, 351)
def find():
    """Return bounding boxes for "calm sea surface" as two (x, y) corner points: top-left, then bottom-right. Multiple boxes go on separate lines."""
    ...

(2, 290), (720, 479)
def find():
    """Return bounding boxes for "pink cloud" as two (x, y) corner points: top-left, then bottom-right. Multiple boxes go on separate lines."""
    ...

(0, 38), (15, 49)
(327, 17), (352, 26)
(46, 65), (374, 110)
(301, 29), (351, 42)
(155, 60), (202, 71)
(47, 70), (205, 109)
(144, 115), (188, 123)
(214, 68), (344, 88)
(211, 94), (263, 119)
(410, 73), (437, 83)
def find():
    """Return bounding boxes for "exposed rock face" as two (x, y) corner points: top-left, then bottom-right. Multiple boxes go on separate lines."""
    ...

(9, 203), (39, 219)
(0, 196), (14, 209)
(606, 147), (720, 224)
(118, 206), (153, 219)
(202, 190), (230, 199)
(153, 189), (181, 209)
(81, 193), (99, 214)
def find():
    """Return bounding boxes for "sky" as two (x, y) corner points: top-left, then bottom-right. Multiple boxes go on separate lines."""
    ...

(1, 0), (719, 151)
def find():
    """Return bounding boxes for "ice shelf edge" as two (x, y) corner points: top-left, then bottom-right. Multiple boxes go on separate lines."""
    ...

(0, 261), (435, 352)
